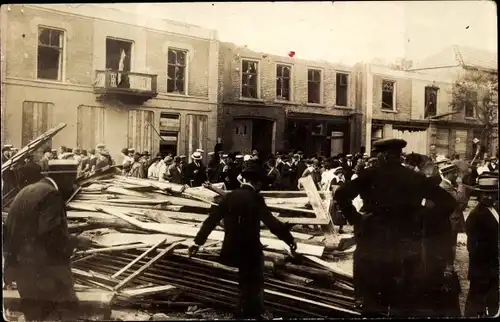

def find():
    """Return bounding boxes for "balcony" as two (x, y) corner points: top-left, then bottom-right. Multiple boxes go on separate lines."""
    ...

(93, 70), (158, 105)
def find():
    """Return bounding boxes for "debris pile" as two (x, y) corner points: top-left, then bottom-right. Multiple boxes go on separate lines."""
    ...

(66, 173), (358, 318)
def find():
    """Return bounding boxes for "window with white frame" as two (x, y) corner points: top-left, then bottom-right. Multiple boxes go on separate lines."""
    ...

(167, 49), (187, 94)
(276, 64), (291, 101)
(37, 27), (64, 81)
(381, 80), (395, 110)
(307, 69), (321, 104)
(241, 60), (259, 98)
(336, 73), (349, 106)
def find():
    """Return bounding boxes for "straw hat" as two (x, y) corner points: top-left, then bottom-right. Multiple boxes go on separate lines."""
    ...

(192, 152), (203, 160)
(474, 172), (499, 192)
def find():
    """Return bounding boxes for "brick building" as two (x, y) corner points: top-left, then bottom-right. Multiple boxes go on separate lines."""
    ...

(409, 45), (498, 158)
(217, 42), (362, 158)
(356, 62), (486, 159)
(1, 4), (219, 162)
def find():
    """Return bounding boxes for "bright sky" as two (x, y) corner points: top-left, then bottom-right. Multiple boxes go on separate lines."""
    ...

(96, 1), (497, 65)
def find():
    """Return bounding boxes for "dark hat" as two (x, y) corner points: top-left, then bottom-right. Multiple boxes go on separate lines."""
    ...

(180, 155), (187, 159)
(142, 151), (150, 156)
(440, 163), (458, 175)
(372, 138), (407, 153)
(89, 149), (96, 154)
(173, 156), (181, 162)
(134, 152), (142, 157)
(42, 146), (52, 154)
(43, 159), (79, 175)
(156, 153), (163, 159)
(241, 160), (267, 182)
(475, 172), (498, 192)
(2, 145), (12, 152)
(121, 148), (129, 154)
(100, 150), (111, 157)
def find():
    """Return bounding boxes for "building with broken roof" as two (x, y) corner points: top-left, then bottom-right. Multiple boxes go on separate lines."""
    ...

(409, 45), (498, 158)
(1, 4), (219, 161)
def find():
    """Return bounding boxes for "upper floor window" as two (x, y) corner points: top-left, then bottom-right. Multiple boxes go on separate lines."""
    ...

(465, 91), (478, 118)
(167, 49), (187, 94)
(382, 80), (395, 110)
(242, 60), (258, 98)
(307, 69), (322, 104)
(276, 64), (291, 101)
(424, 86), (438, 118)
(336, 73), (349, 107)
(105, 38), (133, 88)
(37, 27), (64, 81)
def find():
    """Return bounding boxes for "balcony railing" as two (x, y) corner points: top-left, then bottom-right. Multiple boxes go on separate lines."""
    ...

(93, 70), (158, 102)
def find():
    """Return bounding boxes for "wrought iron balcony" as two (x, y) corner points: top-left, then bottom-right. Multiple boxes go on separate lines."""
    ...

(93, 70), (158, 104)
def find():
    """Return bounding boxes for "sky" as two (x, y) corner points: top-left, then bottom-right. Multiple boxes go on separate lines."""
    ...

(93, 1), (497, 65)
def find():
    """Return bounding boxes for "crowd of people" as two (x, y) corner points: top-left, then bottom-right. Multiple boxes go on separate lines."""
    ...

(2, 139), (499, 319)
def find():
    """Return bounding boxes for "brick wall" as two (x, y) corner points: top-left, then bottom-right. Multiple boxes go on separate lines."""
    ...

(371, 74), (412, 122)
(410, 79), (452, 120)
(5, 5), (94, 84)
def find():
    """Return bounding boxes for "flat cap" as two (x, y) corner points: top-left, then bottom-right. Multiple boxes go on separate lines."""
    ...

(44, 159), (79, 174)
(372, 138), (407, 152)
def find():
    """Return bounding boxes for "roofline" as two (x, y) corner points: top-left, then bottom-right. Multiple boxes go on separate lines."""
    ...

(23, 4), (218, 41)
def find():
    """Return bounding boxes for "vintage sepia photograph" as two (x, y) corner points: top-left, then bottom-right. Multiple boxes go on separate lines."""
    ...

(1, 1), (498, 320)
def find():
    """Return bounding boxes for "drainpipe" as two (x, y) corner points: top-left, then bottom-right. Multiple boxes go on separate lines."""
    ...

(365, 64), (374, 152)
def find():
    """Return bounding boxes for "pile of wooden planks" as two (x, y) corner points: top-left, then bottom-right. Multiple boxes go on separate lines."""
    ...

(63, 174), (358, 318)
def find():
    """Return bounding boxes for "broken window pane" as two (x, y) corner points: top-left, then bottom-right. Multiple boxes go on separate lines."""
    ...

(241, 60), (259, 98)
(37, 27), (63, 81)
(424, 87), (438, 118)
(167, 49), (188, 94)
(105, 38), (132, 72)
(381, 80), (395, 109)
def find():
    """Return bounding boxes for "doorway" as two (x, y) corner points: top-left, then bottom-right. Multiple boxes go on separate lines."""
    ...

(252, 119), (274, 158)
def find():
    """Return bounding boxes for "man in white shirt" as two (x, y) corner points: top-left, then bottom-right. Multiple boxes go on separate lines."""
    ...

(147, 153), (163, 180)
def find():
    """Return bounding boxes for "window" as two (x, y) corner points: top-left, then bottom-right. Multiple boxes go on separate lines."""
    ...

(336, 73), (349, 106)
(22, 101), (54, 146)
(276, 64), (291, 100)
(241, 60), (258, 98)
(307, 69), (322, 104)
(382, 80), (395, 110)
(167, 49), (187, 94)
(37, 27), (64, 81)
(128, 110), (154, 153)
(77, 106), (105, 150)
(424, 86), (438, 118)
(106, 38), (132, 88)
(465, 91), (478, 118)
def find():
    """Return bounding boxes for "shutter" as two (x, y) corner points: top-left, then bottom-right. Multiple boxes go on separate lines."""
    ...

(77, 105), (105, 150)
(128, 110), (154, 154)
(22, 101), (54, 146)
(454, 129), (467, 157)
(185, 114), (208, 161)
(435, 127), (450, 157)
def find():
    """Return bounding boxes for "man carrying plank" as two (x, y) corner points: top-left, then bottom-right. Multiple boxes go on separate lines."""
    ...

(189, 160), (297, 319)
(3, 160), (93, 321)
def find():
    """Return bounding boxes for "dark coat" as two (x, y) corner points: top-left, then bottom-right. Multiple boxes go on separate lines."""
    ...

(184, 161), (207, 187)
(166, 164), (183, 184)
(207, 160), (219, 183)
(3, 178), (79, 318)
(194, 185), (295, 267)
(334, 163), (457, 316)
(295, 161), (307, 183)
(18, 161), (43, 188)
(465, 203), (499, 317)
(279, 163), (296, 190)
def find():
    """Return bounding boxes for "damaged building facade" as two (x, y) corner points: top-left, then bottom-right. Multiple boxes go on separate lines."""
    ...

(1, 4), (219, 162)
(217, 42), (362, 158)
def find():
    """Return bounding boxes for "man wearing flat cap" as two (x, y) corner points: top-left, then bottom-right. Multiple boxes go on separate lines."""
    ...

(189, 160), (297, 319)
(3, 159), (93, 321)
(465, 172), (499, 317)
(334, 138), (457, 317)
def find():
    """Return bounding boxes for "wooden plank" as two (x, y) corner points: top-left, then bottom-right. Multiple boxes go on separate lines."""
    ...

(299, 176), (335, 233)
(114, 242), (182, 292)
(112, 238), (168, 279)
(101, 208), (324, 257)
(92, 233), (184, 248)
(120, 285), (177, 298)
(74, 244), (150, 256)
(303, 255), (353, 280)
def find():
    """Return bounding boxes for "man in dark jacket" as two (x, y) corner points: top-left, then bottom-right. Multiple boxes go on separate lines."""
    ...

(189, 160), (297, 319)
(18, 154), (44, 189)
(334, 138), (457, 317)
(3, 159), (93, 321)
(184, 152), (207, 187)
(465, 172), (499, 317)
(206, 152), (219, 183)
